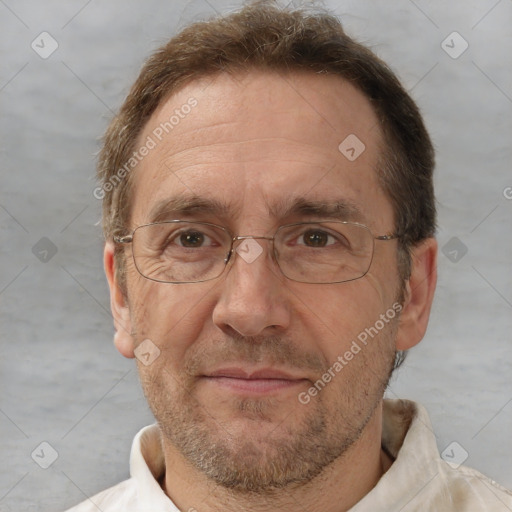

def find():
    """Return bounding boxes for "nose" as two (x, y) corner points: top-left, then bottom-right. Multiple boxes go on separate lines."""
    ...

(212, 238), (291, 337)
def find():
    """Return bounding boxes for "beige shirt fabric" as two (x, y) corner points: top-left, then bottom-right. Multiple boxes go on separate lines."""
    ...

(65, 399), (512, 511)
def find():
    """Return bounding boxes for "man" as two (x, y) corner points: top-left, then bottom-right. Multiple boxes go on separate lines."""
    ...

(68, 1), (512, 510)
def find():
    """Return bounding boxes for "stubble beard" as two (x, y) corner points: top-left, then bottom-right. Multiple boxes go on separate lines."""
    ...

(136, 325), (398, 495)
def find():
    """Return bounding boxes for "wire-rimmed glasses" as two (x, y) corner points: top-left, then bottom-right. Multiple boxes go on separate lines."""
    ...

(114, 220), (399, 284)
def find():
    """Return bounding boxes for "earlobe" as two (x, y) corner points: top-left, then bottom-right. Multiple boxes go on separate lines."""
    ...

(396, 238), (437, 351)
(104, 241), (135, 359)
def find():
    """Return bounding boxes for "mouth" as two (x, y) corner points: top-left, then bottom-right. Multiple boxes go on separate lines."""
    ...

(202, 367), (309, 395)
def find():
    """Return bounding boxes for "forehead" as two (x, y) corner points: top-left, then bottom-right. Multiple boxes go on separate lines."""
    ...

(130, 70), (393, 230)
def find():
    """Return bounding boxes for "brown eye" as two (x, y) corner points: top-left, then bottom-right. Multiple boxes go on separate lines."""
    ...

(179, 231), (205, 247)
(302, 230), (330, 247)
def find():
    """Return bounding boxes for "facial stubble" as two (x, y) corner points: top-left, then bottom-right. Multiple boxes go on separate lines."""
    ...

(135, 318), (398, 495)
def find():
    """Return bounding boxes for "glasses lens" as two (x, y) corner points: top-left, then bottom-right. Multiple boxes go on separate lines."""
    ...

(275, 222), (374, 283)
(132, 222), (230, 283)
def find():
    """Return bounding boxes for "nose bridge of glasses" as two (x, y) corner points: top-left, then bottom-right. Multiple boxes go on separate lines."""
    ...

(232, 234), (274, 242)
(230, 234), (276, 254)
(225, 234), (276, 266)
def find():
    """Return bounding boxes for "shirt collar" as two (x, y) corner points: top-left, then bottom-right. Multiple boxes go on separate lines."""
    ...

(351, 399), (441, 511)
(130, 424), (177, 510)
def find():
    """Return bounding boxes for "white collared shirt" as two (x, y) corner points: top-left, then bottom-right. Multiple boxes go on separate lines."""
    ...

(65, 399), (512, 511)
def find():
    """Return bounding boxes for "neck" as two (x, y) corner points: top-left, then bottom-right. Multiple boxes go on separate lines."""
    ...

(161, 401), (391, 512)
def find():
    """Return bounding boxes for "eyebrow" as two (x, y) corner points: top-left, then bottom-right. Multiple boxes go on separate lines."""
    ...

(147, 195), (234, 223)
(272, 196), (367, 224)
(146, 194), (367, 226)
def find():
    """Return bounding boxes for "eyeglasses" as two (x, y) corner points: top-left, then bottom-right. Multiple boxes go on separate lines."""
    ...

(114, 220), (399, 284)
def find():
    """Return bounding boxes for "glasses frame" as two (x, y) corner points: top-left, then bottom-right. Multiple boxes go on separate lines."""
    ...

(114, 220), (399, 285)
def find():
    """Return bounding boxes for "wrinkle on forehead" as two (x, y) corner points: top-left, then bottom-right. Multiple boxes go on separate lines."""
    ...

(130, 70), (392, 233)
(137, 70), (381, 157)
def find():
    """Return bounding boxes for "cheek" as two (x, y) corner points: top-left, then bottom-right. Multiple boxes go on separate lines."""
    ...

(129, 276), (220, 366)
(293, 281), (392, 358)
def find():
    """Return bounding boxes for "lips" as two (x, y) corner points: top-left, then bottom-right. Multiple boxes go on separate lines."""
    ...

(207, 367), (301, 380)
(203, 367), (308, 394)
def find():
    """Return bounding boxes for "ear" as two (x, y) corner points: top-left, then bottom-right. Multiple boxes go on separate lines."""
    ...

(104, 241), (135, 358)
(396, 238), (437, 351)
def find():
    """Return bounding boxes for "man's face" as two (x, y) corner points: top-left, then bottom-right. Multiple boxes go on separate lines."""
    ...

(120, 71), (403, 491)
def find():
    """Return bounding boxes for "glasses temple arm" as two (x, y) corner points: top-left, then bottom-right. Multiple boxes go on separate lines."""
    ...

(113, 235), (133, 244)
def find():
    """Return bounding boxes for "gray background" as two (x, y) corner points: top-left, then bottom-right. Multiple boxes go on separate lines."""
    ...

(1, 1), (511, 511)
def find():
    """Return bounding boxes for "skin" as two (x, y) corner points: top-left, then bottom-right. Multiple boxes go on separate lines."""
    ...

(104, 71), (437, 512)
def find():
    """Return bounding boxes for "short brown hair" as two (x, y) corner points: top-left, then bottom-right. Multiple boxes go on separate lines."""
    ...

(99, 0), (435, 290)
